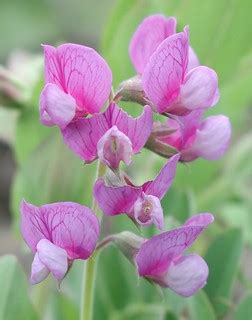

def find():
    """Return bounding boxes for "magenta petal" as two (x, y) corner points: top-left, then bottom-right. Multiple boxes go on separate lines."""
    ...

(187, 47), (200, 71)
(164, 254), (209, 297)
(179, 66), (219, 111)
(20, 200), (50, 253)
(40, 202), (100, 260)
(62, 103), (153, 162)
(142, 29), (189, 113)
(184, 213), (214, 227)
(39, 84), (76, 129)
(109, 103), (153, 153)
(97, 125), (133, 169)
(129, 15), (176, 74)
(61, 111), (110, 163)
(93, 179), (141, 216)
(37, 239), (68, 282)
(43, 43), (112, 114)
(20, 200), (99, 260)
(133, 194), (164, 229)
(30, 253), (50, 285)
(189, 115), (231, 161)
(143, 154), (179, 199)
(136, 223), (209, 277)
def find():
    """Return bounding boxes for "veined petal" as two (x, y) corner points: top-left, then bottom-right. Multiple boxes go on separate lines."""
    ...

(30, 252), (50, 285)
(62, 103), (153, 162)
(142, 154), (179, 199)
(136, 219), (211, 277)
(142, 28), (189, 114)
(109, 103), (153, 153)
(178, 66), (219, 111)
(184, 213), (214, 227)
(39, 83), (76, 129)
(20, 200), (100, 260)
(43, 43), (112, 114)
(40, 202), (100, 260)
(37, 239), (68, 282)
(164, 254), (209, 297)
(93, 179), (141, 216)
(20, 200), (50, 253)
(129, 15), (176, 74)
(188, 115), (231, 161)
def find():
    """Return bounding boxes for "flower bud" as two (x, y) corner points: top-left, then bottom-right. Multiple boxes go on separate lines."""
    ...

(111, 231), (145, 263)
(114, 75), (149, 106)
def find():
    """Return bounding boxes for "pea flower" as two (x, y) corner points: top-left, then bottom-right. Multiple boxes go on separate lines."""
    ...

(40, 43), (112, 129)
(141, 28), (219, 115)
(153, 110), (231, 162)
(62, 103), (153, 169)
(20, 200), (100, 285)
(93, 154), (179, 229)
(113, 213), (213, 297)
(129, 14), (199, 74)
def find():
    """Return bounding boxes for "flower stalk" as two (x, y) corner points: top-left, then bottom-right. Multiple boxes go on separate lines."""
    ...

(80, 161), (106, 320)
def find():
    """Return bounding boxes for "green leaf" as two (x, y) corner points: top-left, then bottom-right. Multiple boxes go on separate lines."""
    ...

(234, 293), (252, 320)
(102, 0), (165, 86)
(11, 133), (96, 232)
(0, 255), (38, 320)
(204, 229), (243, 316)
(15, 109), (55, 164)
(187, 291), (217, 320)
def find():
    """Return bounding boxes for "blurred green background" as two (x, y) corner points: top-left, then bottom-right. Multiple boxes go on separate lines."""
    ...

(0, 0), (252, 319)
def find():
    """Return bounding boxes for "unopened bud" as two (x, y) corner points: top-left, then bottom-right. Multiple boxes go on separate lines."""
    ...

(112, 231), (145, 262)
(114, 75), (149, 106)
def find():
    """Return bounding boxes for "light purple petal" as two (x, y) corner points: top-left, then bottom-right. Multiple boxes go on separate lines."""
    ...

(39, 83), (76, 129)
(62, 103), (153, 162)
(43, 43), (112, 114)
(142, 154), (179, 199)
(184, 213), (214, 227)
(20, 200), (50, 253)
(93, 179), (141, 216)
(129, 15), (176, 74)
(108, 103), (153, 153)
(97, 125), (133, 169)
(30, 252), (50, 285)
(136, 223), (210, 277)
(133, 194), (164, 229)
(40, 202), (100, 260)
(178, 66), (219, 111)
(188, 115), (231, 161)
(142, 28), (189, 114)
(164, 254), (209, 297)
(187, 47), (200, 71)
(20, 200), (100, 260)
(37, 239), (68, 282)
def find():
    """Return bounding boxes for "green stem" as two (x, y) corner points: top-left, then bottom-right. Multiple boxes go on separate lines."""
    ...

(80, 161), (106, 320)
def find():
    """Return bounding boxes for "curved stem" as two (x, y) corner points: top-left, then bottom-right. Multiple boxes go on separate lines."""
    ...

(80, 161), (106, 320)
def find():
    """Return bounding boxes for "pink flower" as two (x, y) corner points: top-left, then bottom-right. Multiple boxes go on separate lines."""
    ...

(20, 200), (100, 285)
(135, 213), (214, 296)
(142, 28), (219, 115)
(129, 14), (199, 74)
(156, 110), (231, 161)
(62, 103), (153, 169)
(93, 154), (179, 229)
(40, 43), (112, 129)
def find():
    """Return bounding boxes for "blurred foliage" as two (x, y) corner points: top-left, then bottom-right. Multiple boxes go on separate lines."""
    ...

(0, 0), (251, 319)
(0, 255), (38, 320)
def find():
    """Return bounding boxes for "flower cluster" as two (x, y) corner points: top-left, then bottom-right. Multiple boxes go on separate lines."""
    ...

(20, 14), (231, 297)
